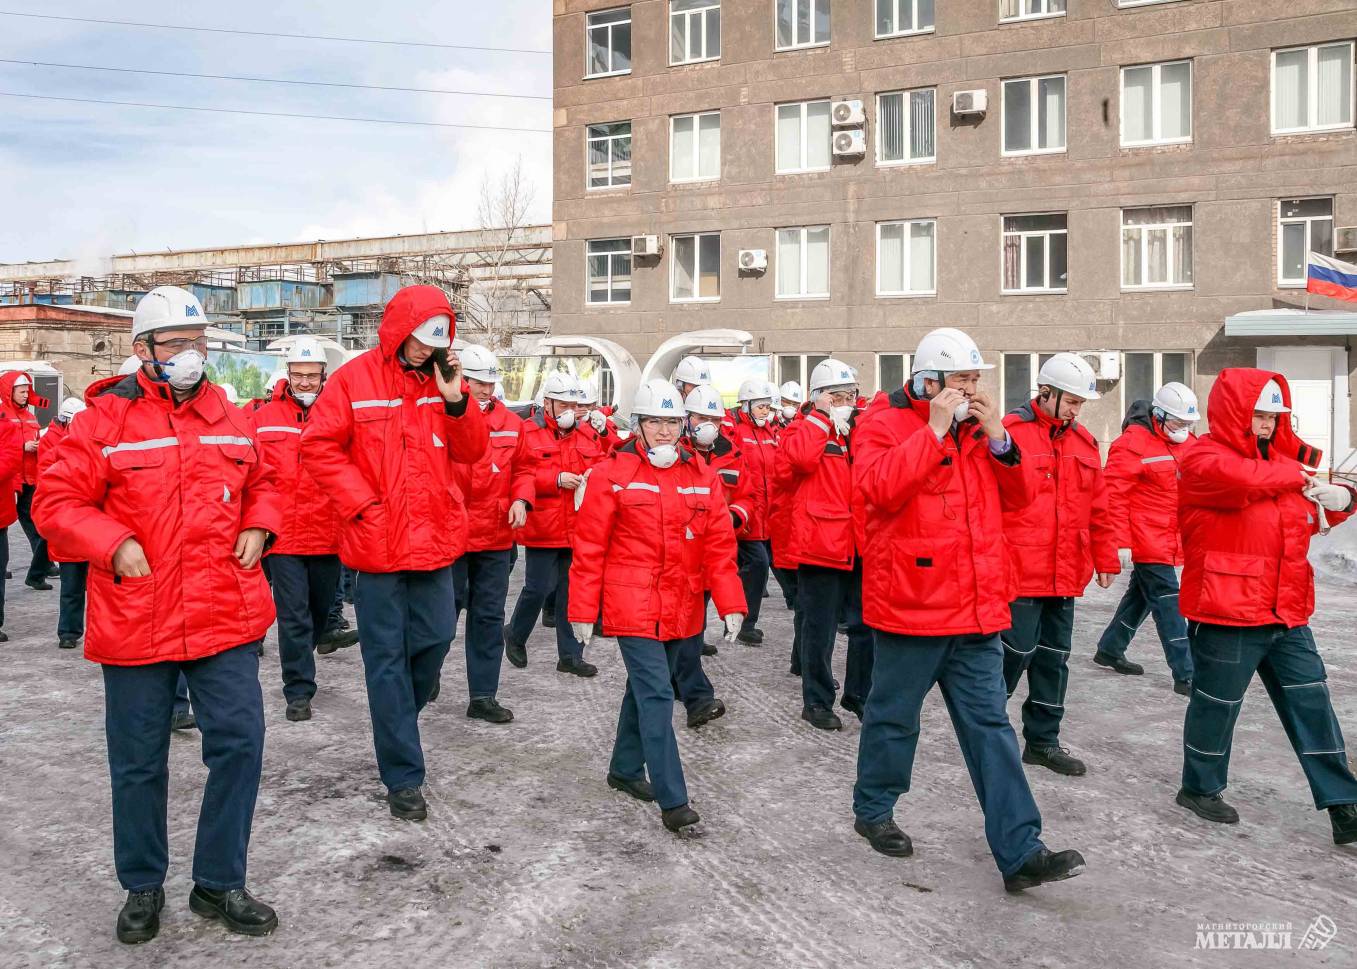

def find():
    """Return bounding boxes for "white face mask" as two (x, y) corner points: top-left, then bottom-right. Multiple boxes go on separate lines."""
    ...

(953, 400), (971, 423)
(1166, 426), (1189, 444)
(690, 421), (720, 447)
(477, 398), (493, 411)
(160, 348), (206, 391)
(781, 405), (798, 421)
(647, 444), (679, 469)
(831, 405), (854, 423)
(553, 407), (576, 430)
(294, 391), (318, 408)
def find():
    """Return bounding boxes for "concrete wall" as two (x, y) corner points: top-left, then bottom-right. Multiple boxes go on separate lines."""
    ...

(0, 326), (133, 398)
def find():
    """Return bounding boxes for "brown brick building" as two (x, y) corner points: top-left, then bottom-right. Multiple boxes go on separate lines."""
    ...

(551, 0), (1357, 459)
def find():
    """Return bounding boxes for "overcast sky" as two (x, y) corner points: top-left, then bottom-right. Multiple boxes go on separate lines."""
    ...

(0, 0), (553, 266)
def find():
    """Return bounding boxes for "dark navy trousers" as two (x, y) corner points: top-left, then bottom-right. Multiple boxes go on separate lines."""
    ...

(1001, 596), (1075, 748)
(1096, 563), (1194, 683)
(611, 635), (691, 810)
(737, 539), (770, 634)
(269, 553), (341, 704)
(506, 547), (584, 662)
(452, 549), (511, 700)
(798, 561), (873, 709)
(57, 561), (87, 640)
(16, 484), (50, 583)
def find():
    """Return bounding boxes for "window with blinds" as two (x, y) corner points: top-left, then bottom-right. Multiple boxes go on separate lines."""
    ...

(876, 89), (936, 165)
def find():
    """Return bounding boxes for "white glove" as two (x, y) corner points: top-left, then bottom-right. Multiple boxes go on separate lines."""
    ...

(570, 621), (594, 649)
(722, 614), (743, 643)
(1306, 482), (1352, 512)
(832, 415), (852, 437)
(589, 410), (608, 433)
(1118, 548), (1134, 570)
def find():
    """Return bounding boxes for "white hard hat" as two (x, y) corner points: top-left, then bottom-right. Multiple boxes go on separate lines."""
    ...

(493, 381), (505, 401)
(1255, 379), (1290, 413)
(685, 384), (725, 417)
(1153, 382), (1200, 422)
(672, 356), (711, 387)
(132, 286), (208, 340)
(410, 313), (452, 348)
(219, 383), (240, 405)
(737, 377), (775, 403)
(118, 355), (142, 376)
(58, 398), (86, 422)
(11, 374), (30, 389)
(285, 337), (327, 368)
(809, 358), (857, 395)
(912, 327), (994, 373)
(267, 370), (288, 390)
(1037, 352), (1100, 401)
(578, 378), (601, 404)
(459, 344), (499, 383)
(540, 370), (582, 403)
(632, 379), (684, 418)
(780, 381), (805, 404)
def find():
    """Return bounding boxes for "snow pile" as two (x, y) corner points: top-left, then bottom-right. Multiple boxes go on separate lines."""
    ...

(1311, 524), (1357, 582)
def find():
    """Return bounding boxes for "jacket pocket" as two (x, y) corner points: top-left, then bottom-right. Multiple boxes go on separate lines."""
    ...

(889, 538), (959, 611)
(603, 563), (658, 627)
(1198, 551), (1265, 618)
(87, 569), (156, 656)
(340, 500), (388, 568)
(804, 500), (853, 563)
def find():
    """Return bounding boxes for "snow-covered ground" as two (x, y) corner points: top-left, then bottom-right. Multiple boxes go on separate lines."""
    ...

(3, 531), (1356, 968)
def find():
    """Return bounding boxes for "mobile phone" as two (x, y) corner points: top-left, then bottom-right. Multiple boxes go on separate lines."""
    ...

(432, 347), (456, 383)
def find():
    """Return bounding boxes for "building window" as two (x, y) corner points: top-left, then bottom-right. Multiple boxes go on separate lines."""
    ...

(586, 8), (632, 78)
(1121, 61), (1192, 146)
(776, 100), (833, 173)
(877, 89), (935, 164)
(1123, 351), (1192, 408)
(1002, 214), (1067, 293)
(877, 220), (936, 296)
(1278, 198), (1335, 287)
(876, 0), (933, 37)
(1002, 75), (1066, 155)
(778, 353), (829, 388)
(776, 226), (831, 299)
(999, 0), (1066, 23)
(1122, 206), (1193, 290)
(671, 0), (720, 65)
(1000, 353), (1057, 413)
(1272, 42), (1354, 134)
(876, 353), (909, 392)
(671, 232), (721, 302)
(776, 0), (831, 50)
(670, 111), (721, 182)
(587, 239), (632, 304)
(587, 122), (632, 189)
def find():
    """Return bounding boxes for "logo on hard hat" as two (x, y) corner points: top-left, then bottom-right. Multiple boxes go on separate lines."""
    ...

(662, 399), (674, 409)
(970, 350), (980, 363)
(185, 305), (200, 318)
(1272, 392), (1282, 403)
(433, 325), (444, 336)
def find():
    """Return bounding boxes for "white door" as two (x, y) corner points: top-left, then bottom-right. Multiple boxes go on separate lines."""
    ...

(1258, 347), (1336, 470)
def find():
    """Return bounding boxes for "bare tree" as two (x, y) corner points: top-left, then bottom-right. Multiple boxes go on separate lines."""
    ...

(462, 157), (545, 352)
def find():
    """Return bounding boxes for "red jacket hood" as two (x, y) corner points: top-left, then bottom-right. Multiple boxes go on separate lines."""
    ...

(378, 285), (457, 360)
(0, 369), (40, 414)
(1205, 368), (1323, 467)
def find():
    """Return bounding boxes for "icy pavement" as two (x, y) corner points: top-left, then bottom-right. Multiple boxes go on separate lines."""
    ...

(2, 534), (1356, 969)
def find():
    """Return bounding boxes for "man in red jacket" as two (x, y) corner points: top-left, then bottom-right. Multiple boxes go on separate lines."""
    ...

(1, 370), (54, 590)
(1175, 368), (1357, 844)
(301, 285), (487, 823)
(1000, 354), (1119, 778)
(35, 285), (283, 943)
(729, 378), (779, 646)
(450, 344), (535, 725)
(1093, 382), (1199, 691)
(252, 337), (353, 724)
(38, 396), (88, 649)
(851, 328), (1085, 893)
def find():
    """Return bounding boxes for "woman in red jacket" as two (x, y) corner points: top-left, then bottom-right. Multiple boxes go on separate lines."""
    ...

(728, 378), (779, 646)
(569, 379), (745, 833)
(1175, 368), (1357, 844)
(1, 370), (53, 589)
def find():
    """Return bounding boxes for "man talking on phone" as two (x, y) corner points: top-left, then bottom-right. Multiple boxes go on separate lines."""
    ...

(302, 285), (487, 822)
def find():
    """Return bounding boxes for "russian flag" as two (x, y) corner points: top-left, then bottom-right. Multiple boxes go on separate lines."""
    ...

(1307, 252), (1357, 303)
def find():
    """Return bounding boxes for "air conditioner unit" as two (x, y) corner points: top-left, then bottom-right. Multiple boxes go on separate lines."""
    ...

(1080, 351), (1120, 381)
(1336, 226), (1357, 253)
(738, 248), (768, 273)
(831, 98), (866, 127)
(631, 234), (661, 258)
(832, 129), (866, 157)
(952, 89), (988, 116)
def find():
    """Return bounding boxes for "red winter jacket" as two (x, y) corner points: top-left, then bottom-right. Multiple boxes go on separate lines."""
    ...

(1104, 400), (1196, 566)
(452, 400), (537, 553)
(0, 371), (40, 488)
(518, 411), (606, 549)
(252, 387), (341, 557)
(568, 440), (746, 640)
(1002, 401), (1120, 597)
(683, 430), (755, 534)
(776, 409), (857, 570)
(769, 407), (812, 570)
(33, 372), (283, 665)
(36, 415), (81, 558)
(729, 409), (777, 541)
(0, 418), (20, 528)
(300, 286), (488, 573)
(853, 388), (1033, 637)
(1179, 368), (1353, 628)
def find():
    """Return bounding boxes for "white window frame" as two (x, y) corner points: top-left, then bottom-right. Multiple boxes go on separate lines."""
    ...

(875, 219), (937, 297)
(1277, 197), (1335, 288)
(1121, 207), (1194, 291)
(1001, 214), (1068, 294)
(874, 352), (911, 392)
(586, 121), (632, 190)
(1120, 351), (1193, 411)
(670, 0), (721, 66)
(999, 0), (1066, 24)
(775, 0), (832, 52)
(586, 239), (633, 306)
(875, 88), (936, 166)
(585, 8), (632, 79)
(875, 0), (934, 39)
(778, 353), (831, 388)
(1119, 60), (1193, 147)
(1000, 352), (1057, 413)
(669, 111), (721, 183)
(1271, 41), (1355, 135)
(775, 99), (833, 174)
(776, 226), (831, 300)
(1001, 74), (1067, 156)
(669, 232), (722, 303)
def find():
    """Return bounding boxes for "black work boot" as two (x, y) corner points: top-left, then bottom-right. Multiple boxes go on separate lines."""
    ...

(540, 606), (555, 628)
(1023, 743), (1087, 776)
(1175, 788), (1240, 824)
(661, 803), (700, 832)
(58, 637), (79, 650)
(1174, 679), (1192, 696)
(1329, 804), (1357, 845)
(284, 698), (312, 722)
(188, 885), (278, 937)
(25, 578), (52, 591)
(171, 709), (197, 731)
(840, 696), (865, 721)
(701, 640), (718, 657)
(557, 655), (598, 678)
(116, 887), (164, 944)
(467, 697), (514, 724)
(503, 626), (527, 668)
(1094, 651), (1144, 675)
(315, 628), (359, 655)
(801, 705), (843, 732)
(854, 818), (913, 857)
(607, 773), (655, 802)
(686, 698), (726, 729)
(387, 787), (428, 821)
(736, 627), (763, 646)
(1003, 847), (1087, 892)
